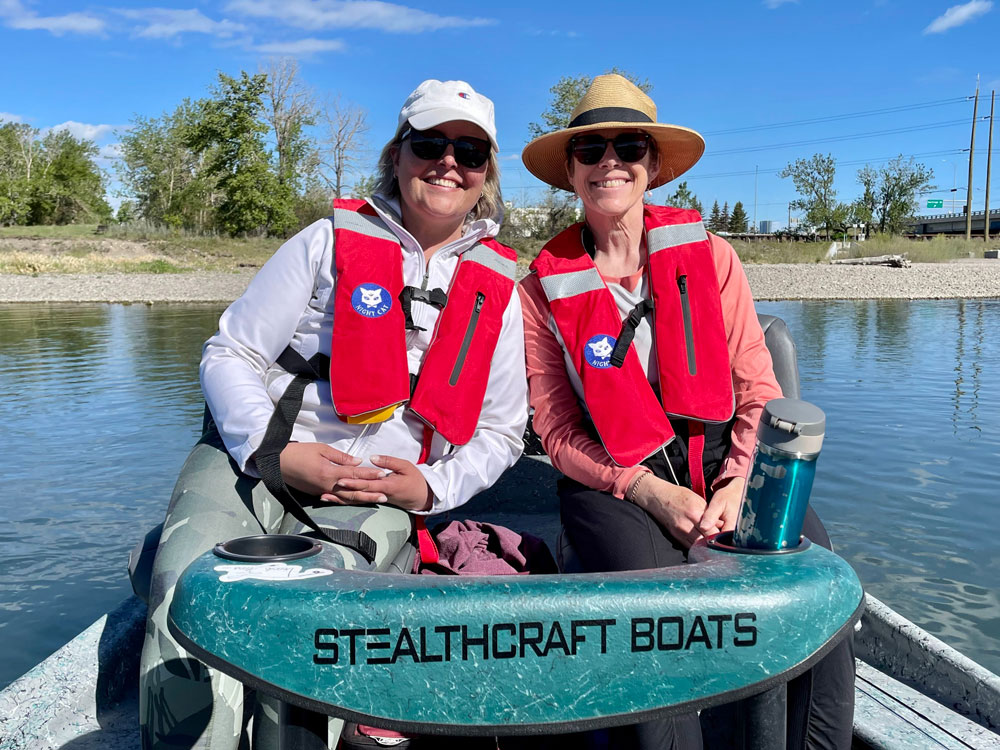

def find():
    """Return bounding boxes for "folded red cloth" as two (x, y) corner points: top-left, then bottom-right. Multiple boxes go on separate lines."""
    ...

(418, 520), (557, 576)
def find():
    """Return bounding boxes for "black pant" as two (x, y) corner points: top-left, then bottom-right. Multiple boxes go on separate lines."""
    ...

(559, 477), (855, 750)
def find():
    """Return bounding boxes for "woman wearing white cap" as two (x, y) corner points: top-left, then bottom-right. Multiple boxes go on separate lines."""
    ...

(518, 74), (854, 749)
(140, 79), (528, 750)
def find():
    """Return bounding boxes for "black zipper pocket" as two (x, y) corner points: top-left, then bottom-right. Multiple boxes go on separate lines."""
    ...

(450, 292), (485, 386)
(677, 275), (696, 375)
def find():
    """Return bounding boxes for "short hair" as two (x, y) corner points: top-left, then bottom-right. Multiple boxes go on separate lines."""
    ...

(373, 125), (503, 223)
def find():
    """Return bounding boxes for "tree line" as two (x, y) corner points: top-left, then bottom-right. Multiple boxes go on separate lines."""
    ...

(0, 123), (111, 225)
(779, 153), (933, 239)
(117, 60), (369, 237)
(0, 60), (370, 237)
(663, 182), (751, 234)
(1, 64), (935, 242)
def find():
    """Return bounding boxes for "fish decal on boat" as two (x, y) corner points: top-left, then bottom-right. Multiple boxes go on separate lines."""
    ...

(214, 563), (334, 582)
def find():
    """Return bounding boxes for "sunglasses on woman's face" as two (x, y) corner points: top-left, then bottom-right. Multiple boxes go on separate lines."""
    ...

(569, 133), (652, 165)
(403, 128), (491, 169)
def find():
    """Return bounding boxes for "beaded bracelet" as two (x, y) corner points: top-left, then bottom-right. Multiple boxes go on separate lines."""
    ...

(627, 471), (650, 502)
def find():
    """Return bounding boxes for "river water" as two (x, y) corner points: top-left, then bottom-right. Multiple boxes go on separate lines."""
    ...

(1, 299), (998, 690)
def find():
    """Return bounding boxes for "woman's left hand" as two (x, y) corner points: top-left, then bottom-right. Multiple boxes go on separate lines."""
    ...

(323, 454), (434, 512)
(698, 477), (745, 536)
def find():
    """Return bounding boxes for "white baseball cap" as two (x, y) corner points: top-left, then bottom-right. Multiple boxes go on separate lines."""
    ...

(397, 79), (498, 151)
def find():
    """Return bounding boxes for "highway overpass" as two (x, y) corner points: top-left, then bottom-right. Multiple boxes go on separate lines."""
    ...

(909, 209), (1000, 236)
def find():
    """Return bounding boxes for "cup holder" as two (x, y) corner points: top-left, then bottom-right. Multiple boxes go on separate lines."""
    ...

(213, 534), (322, 562)
(707, 531), (811, 555)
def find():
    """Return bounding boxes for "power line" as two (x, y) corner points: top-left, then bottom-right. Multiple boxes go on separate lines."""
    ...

(701, 97), (971, 136)
(705, 119), (972, 157)
(684, 149), (967, 180)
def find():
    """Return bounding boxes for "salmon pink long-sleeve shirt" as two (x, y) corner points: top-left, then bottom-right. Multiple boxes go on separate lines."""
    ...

(518, 232), (782, 499)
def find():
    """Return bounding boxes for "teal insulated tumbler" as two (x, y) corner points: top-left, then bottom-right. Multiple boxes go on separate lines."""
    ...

(732, 398), (826, 551)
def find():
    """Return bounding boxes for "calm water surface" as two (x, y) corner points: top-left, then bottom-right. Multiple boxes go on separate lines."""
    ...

(0, 299), (998, 689)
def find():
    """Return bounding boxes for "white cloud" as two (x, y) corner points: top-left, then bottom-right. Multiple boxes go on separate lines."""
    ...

(226, 0), (495, 33)
(47, 121), (118, 142)
(251, 37), (346, 55)
(924, 0), (992, 33)
(99, 143), (123, 161)
(0, 112), (24, 123)
(116, 7), (246, 39)
(763, 0), (797, 8)
(0, 0), (104, 35)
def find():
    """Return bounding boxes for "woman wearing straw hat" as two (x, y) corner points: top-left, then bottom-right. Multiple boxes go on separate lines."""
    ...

(518, 74), (854, 749)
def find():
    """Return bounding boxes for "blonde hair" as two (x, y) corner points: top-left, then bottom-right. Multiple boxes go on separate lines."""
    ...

(373, 125), (503, 223)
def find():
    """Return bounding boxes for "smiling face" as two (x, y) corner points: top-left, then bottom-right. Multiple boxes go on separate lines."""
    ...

(566, 129), (659, 221)
(392, 120), (490, 236)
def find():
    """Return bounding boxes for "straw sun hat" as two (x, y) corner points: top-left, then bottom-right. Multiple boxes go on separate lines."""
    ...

(521, 74), (705, 193)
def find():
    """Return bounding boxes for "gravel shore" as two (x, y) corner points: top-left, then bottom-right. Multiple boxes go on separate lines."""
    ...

(2, 260), (1000, 304)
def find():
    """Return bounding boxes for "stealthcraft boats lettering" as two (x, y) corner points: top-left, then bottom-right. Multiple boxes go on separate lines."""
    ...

(312, 612), (759, 666)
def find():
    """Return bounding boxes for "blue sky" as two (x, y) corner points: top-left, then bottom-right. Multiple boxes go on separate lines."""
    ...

(1, 0), (996, 227)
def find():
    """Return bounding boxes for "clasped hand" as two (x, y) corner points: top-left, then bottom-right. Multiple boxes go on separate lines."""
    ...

(630, 474), (745, 549)
(278, 442), (433, 512)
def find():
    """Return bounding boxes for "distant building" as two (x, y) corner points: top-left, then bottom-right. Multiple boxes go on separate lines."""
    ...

(759, 220), (777, 234)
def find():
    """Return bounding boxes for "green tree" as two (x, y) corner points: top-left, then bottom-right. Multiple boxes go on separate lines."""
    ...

(187, 71), (295, 237)
(779, 153), (848, 240)
(0, 123), (36, 224)
(856, 156), (933, 235)
(116, 200), (136, 224)
(729, 201), (748, 233)
(720, 201), (730, 232)
(665, 181), (703, 212)
(28, 129), (110, 224)
(527, 68), (652, 139)
(118, 100), (217, 230)
(350, 172), (379, 199)
(707, 200), (722, 232)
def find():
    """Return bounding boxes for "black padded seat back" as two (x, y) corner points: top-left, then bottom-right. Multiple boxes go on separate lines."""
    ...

(756, 313), (800, 399)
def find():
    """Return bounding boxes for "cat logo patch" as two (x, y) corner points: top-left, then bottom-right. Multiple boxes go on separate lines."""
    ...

(351, 283), (391, 318)
(584, 334), (616, 369)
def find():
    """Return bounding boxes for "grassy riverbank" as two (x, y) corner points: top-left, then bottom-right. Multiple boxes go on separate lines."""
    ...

(0, 224), (276, 274)
(1, 223), (997, 274)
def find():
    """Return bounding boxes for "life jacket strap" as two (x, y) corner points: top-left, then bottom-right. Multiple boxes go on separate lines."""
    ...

(253, 346), (378, 564)
(687, 420), (707, 499)
(414, 424), (440, 565)
(610, 298), (654, 369)
(399, 286), (448, 332)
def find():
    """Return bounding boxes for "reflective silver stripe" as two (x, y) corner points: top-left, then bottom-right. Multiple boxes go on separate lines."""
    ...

(463, 243), (517, 279)
(647, 222), (707, 254)
(539, 268), (605, 301)
(331, 207), (399, 244)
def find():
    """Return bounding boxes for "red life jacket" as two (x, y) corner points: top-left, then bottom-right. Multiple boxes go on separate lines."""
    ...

(329, 199), (517, 446)
(530, 205), (734, 472)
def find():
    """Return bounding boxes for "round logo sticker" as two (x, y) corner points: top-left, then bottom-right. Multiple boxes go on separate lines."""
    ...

(584, 334), (617, 369)
(351, 283), (391, 318)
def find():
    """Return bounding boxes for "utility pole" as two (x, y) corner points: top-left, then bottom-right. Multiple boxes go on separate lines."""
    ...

(753, 165), (758, 238)
(985, 90), (994, 242)
(966, 82), (979, 240)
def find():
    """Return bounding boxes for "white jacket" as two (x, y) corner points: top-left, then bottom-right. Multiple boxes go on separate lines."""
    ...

(201, 196), (528, 515)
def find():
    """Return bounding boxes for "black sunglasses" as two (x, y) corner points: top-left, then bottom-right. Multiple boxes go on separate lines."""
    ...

(568, 133), (652, 165)
(402, 128), (491, 169)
